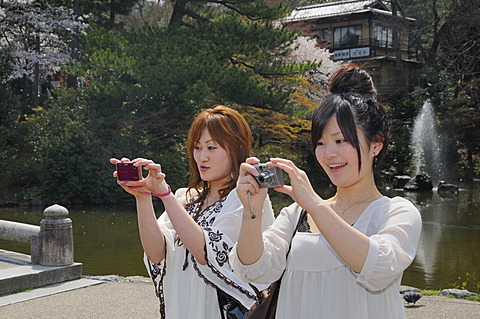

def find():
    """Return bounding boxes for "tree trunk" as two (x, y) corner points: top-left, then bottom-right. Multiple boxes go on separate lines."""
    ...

(168, 0), (188, 30)
(33, 35), (40, 107)
(391, 0), (405, 94)
(110, 0), (116, 27)
(466, 148), (474, 181)
(71, 0), (80, 60)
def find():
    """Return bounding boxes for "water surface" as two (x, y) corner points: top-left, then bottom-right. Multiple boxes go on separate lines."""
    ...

(1, 184), (479, 290)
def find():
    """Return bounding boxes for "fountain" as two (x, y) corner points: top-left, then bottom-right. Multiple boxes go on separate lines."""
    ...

(410, 100), (445, 185)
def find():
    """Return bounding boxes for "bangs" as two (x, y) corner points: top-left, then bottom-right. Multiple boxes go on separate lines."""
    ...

(312, 94), (363, 171)
(188, 115), (229, 153)
(336, 104), (362, 171)
(202, 116), (234, 153)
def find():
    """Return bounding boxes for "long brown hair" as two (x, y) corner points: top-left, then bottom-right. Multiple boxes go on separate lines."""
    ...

(186, 105), (252, 207)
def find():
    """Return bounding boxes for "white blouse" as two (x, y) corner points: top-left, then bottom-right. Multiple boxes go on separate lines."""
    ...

(144, 188), (275, 319)
(230, 196), (422, 319)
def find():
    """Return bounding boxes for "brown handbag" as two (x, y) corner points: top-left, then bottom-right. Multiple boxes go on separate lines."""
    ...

(247, 209), (307, 319)
(247, 280), (280, 319)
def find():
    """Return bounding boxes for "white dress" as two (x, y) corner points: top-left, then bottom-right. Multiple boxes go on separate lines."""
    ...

(230, 196), (422, 319)
(144, 187), (275, 319)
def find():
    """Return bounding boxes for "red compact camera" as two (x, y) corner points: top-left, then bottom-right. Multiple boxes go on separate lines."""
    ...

(116, 162), (141, 181)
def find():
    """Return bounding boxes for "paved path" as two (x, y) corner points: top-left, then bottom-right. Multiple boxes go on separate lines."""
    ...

(404, 295), (480, 319)
(0, 277), (478, 318)
(0, 277), (159, 319)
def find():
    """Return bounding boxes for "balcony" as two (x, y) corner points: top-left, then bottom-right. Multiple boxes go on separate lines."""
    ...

(321, 38), (412, 61)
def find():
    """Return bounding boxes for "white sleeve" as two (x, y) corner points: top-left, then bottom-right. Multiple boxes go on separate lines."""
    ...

(230, 203), (302, 285)
(143, 188), (187, 295)
(356, 197), (422, 291)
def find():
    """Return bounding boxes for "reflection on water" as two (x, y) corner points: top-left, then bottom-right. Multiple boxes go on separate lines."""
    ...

(1, 184), (479, 290)
(0, 203), (161, 277)
(390, 185), (480, 290)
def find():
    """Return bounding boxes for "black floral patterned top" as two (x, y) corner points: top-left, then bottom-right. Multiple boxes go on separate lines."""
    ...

(143, 188), (273, 319)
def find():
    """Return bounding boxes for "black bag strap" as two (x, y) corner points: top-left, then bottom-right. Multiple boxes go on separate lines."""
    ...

(282, 209), (307, 275)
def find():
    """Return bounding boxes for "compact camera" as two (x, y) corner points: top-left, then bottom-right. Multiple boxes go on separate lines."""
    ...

(116, 162), (141, 181)
(253, 163), (284, 188)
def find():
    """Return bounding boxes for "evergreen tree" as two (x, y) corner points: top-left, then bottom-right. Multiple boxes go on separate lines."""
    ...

(73, 0), (318, 149)
(18, 0), (319, 203)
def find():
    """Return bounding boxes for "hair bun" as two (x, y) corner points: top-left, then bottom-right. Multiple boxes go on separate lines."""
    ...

(329, 63), (377, 98)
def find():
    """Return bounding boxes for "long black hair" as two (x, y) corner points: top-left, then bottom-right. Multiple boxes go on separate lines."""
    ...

(311, 63), (388, 172)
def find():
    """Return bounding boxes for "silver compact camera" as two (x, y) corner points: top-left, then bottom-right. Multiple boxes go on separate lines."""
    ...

(253, 163), (284, 188)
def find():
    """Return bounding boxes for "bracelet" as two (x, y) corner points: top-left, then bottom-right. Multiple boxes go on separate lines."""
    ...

(129, 185), (172, 198)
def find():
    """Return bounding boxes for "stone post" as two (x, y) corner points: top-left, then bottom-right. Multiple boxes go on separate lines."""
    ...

(39, 204), (74, 266)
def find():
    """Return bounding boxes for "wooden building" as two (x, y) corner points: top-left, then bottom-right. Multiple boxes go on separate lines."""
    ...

(283, 0), (422, 97)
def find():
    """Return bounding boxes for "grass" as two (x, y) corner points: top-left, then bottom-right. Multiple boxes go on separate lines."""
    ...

(418, 288), (480, 302)
(419, 289), (442, 296)
(449, 272), (480, 295)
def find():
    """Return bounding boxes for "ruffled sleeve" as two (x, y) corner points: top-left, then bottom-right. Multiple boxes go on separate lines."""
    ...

(356, 197), (422, 292)
(230, 202), (303, 285)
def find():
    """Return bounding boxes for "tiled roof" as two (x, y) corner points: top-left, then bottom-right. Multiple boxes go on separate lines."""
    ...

(284, 0), (390, 22)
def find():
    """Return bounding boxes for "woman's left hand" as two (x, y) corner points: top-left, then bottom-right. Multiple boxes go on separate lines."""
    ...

(269, 158), (322, 209)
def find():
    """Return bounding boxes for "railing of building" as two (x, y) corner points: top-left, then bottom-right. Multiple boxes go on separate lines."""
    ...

(323, 38), (414, 60)
(0, 204), (74, 266)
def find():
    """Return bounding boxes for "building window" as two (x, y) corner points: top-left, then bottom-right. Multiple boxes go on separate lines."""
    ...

(374, 25), (393, 48)
(333, 25), (361, 47)
(320, 28), (332, 43)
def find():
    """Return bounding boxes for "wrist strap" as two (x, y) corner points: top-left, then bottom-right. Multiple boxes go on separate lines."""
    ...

(242, 192), (262, 220)
(128, 185), (172, 198)
(242, 211), (263, 220)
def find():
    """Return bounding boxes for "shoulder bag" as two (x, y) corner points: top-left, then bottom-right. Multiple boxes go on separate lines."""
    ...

(217, 288), (248, 319)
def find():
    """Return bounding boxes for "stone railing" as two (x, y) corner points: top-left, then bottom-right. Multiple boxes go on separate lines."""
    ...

(0, 204), (74, 266)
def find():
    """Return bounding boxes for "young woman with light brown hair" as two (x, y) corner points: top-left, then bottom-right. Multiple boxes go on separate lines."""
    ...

(111, 105), (274, 318)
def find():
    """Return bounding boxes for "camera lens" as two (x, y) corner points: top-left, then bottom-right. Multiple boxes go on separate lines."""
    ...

(258, 171), (274, 186)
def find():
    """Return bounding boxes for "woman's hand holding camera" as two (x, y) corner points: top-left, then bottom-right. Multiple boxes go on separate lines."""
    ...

(237, 157), (268, 216)
(110, 157), (170, 199)
(269, 158), (323, 211)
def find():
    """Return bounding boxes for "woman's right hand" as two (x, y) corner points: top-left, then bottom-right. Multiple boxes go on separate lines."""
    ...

(110, 157), (169, 199)
(236, 157), (268, 215)
(269, 157), (322, 210)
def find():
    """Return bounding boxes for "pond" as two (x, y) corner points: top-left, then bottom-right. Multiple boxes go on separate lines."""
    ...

(1, 182), (479, 291)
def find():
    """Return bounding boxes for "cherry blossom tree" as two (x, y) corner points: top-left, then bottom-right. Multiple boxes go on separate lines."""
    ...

(288, 35), (340, 91)
(0, 1), (87, 107)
